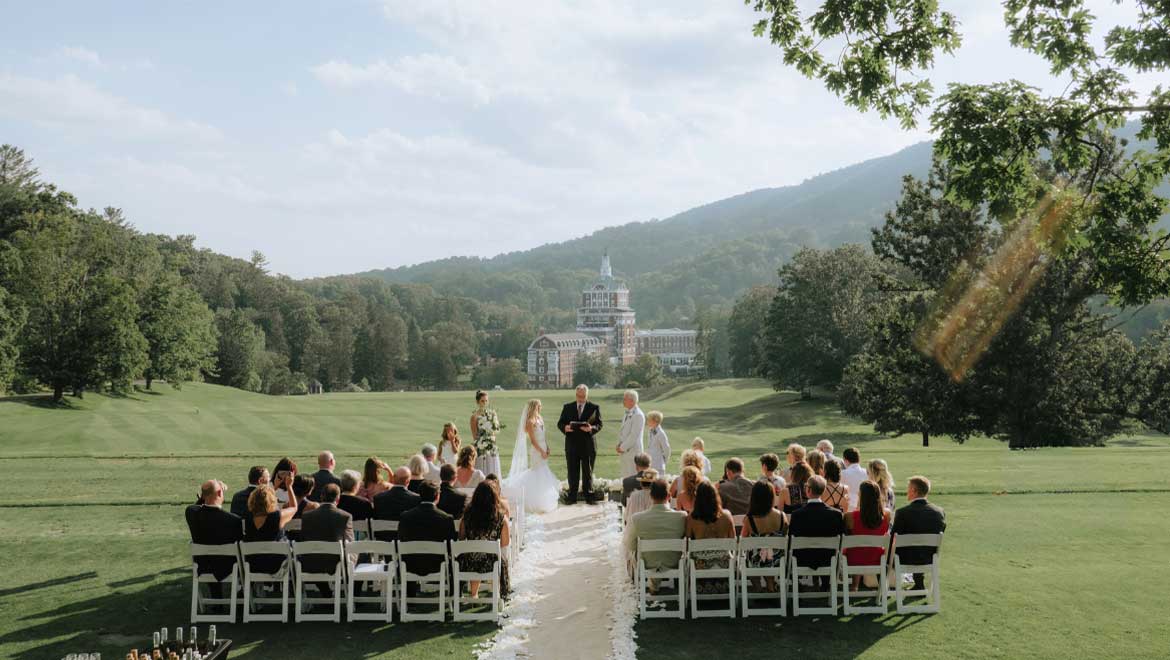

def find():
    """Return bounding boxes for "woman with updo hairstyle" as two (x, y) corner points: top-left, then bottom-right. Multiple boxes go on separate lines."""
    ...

(779, 461), (813, 514)
(823, 459), (850, 512)
(676, 466), (702, 513)
(454, 445), (485, 489)
(669, 449), (705, 499)
(272, 456), (298, 504)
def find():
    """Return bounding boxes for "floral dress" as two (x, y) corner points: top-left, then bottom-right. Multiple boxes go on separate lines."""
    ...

(473, 407), (502, 478)
(743, 514), (787, 569)
(459, 515), (510, 596)
(689, 517), (734, 594)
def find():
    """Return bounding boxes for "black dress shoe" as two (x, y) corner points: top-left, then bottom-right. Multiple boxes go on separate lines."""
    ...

(565, 497), (578, 505)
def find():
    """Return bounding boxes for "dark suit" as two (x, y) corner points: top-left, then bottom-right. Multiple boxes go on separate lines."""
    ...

(338, 494), (373, 521)
(407, 479), (424, 495)
(892, 499), (946, 566)
(557, 400), (603, 502)
(185, 504), (243, 582)
(310, 469), (341, 502)
(298, 503), (354, 575)
(372, 486), (421, 540)
(622, 470), (646, 506)
(438, 483), (468, 519)
(398, 502), (457, 576)
(229, 485), (256, 518)
(788, 500), (845, 568)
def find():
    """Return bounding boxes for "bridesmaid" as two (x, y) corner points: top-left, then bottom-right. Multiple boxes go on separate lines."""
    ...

(469, 389), (502, 478)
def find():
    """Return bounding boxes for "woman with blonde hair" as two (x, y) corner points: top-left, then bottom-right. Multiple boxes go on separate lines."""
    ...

(407, 454), (430, 493)
(244, 473), (297, 574)
(867, 458), (896, 510)
(807, 449), (826, 477)
(669, 449), (704, 499)
(454, 445), (486, 489)
(438, 422), (462, 465)
(782, 443), (807, 482)
(675, 465), (702, 513)
(505, 398), (560, 513)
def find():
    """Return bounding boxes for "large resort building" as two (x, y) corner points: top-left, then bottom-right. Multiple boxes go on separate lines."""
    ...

(527, 254), (702, 388)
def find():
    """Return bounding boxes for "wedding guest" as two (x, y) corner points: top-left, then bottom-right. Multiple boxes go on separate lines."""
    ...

(645, 411), (671, 475)
(482, 474), (514, 519)
(789, 476), (846, 586)
(675, 466), (702, 514)
(841, 447), (867, 509)
(273, 457), (298, 504)
(359, 456), (391, 500)
(420, 444), (442, 483)
(759, 453), (786, 507)
(311, 451), (341, 502)
(186, 479), (242, 597)
(691, 438), (713, 476)
(739, 481), (787, 592)
(299, 483), (354, 596)
(437, 464), (467, 519)
(892, 476), (946, 591)
(230, 466), (269, 517)
(823, 459), (850, 512)
(717, 458), (754, 516)
(868, 459), (896, 510)
(782, 444), (807, 482)
(807, 449), (826, 477)
(337, 469), (372, 522)
(438, 422), (462, 465)
(686, 481), (735, 594)
(817, 439), (836, 463)
(844, 480), (891, 590)
(407, 454), (430, 494)
(779, 461), (813, 514)
(625, 469), (658, 525)
(622, 453), (651, 506)
(399, 481), (457, 581)
(372, 467), (421, 540)
(669, 450), (704, 500)
(244, 477), (297, 575)
(291, 474), (319, 525)
(623, 478), (686, 586)
(615, 389), (646, 479)
(454, 445), (486, 489)
(458, 481), (511, 597)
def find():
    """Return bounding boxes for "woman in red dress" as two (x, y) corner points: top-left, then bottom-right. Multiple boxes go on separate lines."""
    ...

(844, 480), (891, 590)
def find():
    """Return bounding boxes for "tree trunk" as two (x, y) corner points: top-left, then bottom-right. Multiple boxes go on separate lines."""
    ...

(52, 384), (64, 402)
(72, 385), (84, 399)
(922, 429), (930, 447)
(145, 377), (153, 390)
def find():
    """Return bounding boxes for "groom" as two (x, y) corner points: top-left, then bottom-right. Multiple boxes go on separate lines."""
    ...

(559, 384), (603, 504)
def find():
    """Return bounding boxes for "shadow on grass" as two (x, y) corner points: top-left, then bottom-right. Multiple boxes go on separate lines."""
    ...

(0, 570), (496, 659)
(0, 395), (79, 410)
(0, 572), (98, 598)
(636, 610), (929, 658)
(666, 391), (872, 435)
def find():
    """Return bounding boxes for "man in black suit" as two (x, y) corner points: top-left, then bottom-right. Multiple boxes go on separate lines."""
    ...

(558, 384), (603, 504)
(186, 479), (243, 598)
(310, 451), (342, 502)
(398, 481), (457, 579)
(299, 484), (354, 596)
(892, 475), (946, 590)
(621, 453), (651, 506)
(437, 464), (467, 519)
(788, 476), (846, 585)
(337, 469), (373, 522)
(229, 466), (269, 518)
(372, 466), (421, 540)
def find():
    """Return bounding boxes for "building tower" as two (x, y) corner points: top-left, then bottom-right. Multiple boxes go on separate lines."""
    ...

(576, 252), (637, 365)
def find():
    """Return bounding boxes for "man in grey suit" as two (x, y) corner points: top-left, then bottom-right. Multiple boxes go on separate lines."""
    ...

(717, 457), (754, 516)
(299, 483), (354, 597)
(623, 479), (686, 589)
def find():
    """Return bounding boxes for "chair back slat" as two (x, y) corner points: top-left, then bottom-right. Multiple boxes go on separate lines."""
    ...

(687, 538), (737, 554)
(894, 533), (943, 550)
(841, 534), (890, 550)
(369, 520), (399, 533)
(638, 538), (687, 553)
(451, 540), (501, 557)
(346, 540), (395, 557)
(788, 535), (841, 550)
(240, 541), (292, 556)
(737, 536), (786, 552)
(397, 540), (448, 556)
(190, 542), (240, 558)
(292, 540), (344, 557)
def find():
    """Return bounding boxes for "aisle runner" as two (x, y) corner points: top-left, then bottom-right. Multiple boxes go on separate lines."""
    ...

(476, 503), (637, 660)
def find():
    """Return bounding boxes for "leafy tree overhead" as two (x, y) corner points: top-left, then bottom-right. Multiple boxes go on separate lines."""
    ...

(727, 285), (776, 377)
(0, 286), (26, 393)
(620, 353), (664, 389)
(0, 144), (40, 189)
(214, 309), (266, 392)
(472, 358), (528, 390)
(139, 272), (217, 389)
(573, 352), (614, 388)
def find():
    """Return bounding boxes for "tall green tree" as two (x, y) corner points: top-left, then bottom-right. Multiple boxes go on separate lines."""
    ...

(472, 358), (528, 390)
(0, 144), (40, 188)
(573, 352), (613, 388)
(727, 285), (776, 377)
(620, 353), (664, 388)
(353, 309), (408, 390)
(0, 286), (26, 393)
(139, 272), (217, 389)
(214, 309), (266, 391)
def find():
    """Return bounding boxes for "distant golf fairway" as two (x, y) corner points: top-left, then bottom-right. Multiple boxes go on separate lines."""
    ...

(0, 380), (1165, 659)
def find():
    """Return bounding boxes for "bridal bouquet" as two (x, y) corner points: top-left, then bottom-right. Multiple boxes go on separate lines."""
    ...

(475, 408), (502, 455)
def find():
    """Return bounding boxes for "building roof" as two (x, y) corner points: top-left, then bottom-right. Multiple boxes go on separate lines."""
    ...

(636, 328), (698, 337)
(528, 332), (606, 350)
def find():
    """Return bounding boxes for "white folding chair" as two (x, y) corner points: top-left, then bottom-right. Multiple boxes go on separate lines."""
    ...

(737, 536), (787, 616)
(840, 535), (890, 614)
(398, 540), (449, 622)
(241, 541), (292, 622)
(636, 538), (687, 619)
(346, 540), (396, 622)
(789, 535), (841, 616)
(687, 538), (737, 618)
(352, 518), (371, 541)
(369, 519), (399, 541)
(189, 543), (240, 623)
(732, 515), (746, 534)
(291, 540), (346, 622)
(451, 540), (503, 622)
(893, 533), (943, 614)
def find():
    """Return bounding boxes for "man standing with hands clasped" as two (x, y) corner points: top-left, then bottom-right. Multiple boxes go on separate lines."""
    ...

(559, 384), (603, 504)
(616, 389), (645, 479)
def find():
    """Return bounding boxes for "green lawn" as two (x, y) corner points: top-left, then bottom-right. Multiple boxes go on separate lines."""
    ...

(0, 380), (1166, 659)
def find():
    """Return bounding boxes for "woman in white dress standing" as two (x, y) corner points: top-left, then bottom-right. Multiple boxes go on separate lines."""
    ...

(506, 399), (561, 513)
(438, 422), (461, 465)
(470, 390), (502, 478)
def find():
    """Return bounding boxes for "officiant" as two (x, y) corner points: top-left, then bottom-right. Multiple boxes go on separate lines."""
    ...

(558, 384), (603, 504)
(616, 389), (645, 479)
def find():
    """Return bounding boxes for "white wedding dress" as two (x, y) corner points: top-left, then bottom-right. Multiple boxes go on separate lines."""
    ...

(506, 416), (561, 513)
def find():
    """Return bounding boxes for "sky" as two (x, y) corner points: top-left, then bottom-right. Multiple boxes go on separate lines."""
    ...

(0, 1), (1161, 278)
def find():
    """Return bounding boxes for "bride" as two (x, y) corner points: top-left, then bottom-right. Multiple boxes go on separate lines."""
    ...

(506, 398), (561, 513)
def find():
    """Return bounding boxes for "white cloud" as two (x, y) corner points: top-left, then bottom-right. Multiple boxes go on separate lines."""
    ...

(0, 74), (221, 142)
(59, 45), (103, 67)
(311, 54), (491, 105)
